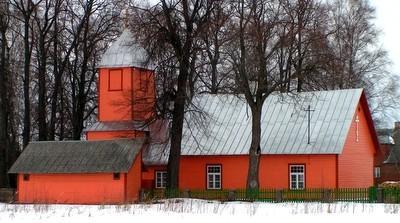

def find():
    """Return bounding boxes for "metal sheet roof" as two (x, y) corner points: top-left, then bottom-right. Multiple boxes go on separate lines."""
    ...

(9, 139), (144, 174)
(99, 29), (153, 69)
(178, 88), (363, 156)
(84, 121), (149, 132)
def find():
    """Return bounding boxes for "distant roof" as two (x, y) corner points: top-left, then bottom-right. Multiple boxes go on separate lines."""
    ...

(84, 121), (149, 132)
(385, 148), (400, 164)
(99, 29), (153, 69)
(377, 128), (395, 144)
(9, 139), (144, 174)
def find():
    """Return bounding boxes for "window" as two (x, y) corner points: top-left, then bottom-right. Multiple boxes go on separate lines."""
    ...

(289, 165), (305, 190)
(108, 69), (122, 91)
(155, 171), (167, 188)
(23, 174), (30, 181)
(374, 167), (381, 178)
(113, 173), (120, 180)
(207, 165), (221, 190)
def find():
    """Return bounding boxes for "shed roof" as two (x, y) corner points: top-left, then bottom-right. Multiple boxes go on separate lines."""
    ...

(99, 29), (152, 69)
(9, 139), (144, 174)
(144, 89), (371, 164)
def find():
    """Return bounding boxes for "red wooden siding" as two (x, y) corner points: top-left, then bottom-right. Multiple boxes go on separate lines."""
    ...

(178, 154), (337, 190)
(338, 101), (376, 188)
(259, 155), (337, 189)
(98, 67), (155, 122)
(126, 151), (142, 202)
(86, 130), (146, 141)
(17, 173), (126, 204)
(142, 165), (167, 189)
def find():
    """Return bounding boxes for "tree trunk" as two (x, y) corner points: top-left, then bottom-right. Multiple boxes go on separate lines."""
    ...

(22, 14), (31, 147)
(167, 63), (189, 189)
(38, 34), (47, 141)
(0, 24), (10, 187)
(246, 105), (262, 190)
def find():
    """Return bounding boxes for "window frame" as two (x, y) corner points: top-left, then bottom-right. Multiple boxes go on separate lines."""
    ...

(374, 166), (381, 178)
(206, 164), (222, 190)
(108, 69), (123, 91)
(155, 171), (167, 189)
(289, 164), (305, 190)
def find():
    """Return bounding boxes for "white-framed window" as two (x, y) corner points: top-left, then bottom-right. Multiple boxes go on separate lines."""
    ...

(155, 171), (167, 188)
(290, 165), (305, 190)
(207, 165), (221, 190)
(374, 167), (381, 178)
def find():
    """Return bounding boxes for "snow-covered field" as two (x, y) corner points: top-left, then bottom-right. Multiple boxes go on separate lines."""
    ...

(1, 199), (399, 223)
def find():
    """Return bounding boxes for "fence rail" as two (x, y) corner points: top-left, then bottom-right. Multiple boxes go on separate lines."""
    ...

(140, 187), (400, 203)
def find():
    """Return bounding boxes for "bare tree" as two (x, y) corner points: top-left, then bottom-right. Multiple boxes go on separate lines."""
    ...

(0, 0), (10, 187)
(131, 0), (218, 189)
(227, 0), (302, 189)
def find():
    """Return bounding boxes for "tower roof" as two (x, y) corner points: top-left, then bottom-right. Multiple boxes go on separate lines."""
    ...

(99, 29), (153, 69)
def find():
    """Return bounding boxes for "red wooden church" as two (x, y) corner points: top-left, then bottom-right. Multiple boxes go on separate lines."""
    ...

(9, 29), (380, 204)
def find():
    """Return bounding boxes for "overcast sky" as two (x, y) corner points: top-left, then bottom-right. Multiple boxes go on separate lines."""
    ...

(370, 0), (400, 75)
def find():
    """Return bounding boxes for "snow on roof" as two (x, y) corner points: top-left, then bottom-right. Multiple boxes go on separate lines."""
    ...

(99, 29), (153, 69)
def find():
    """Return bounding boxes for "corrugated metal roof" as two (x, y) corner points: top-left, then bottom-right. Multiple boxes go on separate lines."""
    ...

(144, 89), (364, 164)
(8, 139), (144, 174)
(84, 121), (149, 132)
(99, 29), (153, 69)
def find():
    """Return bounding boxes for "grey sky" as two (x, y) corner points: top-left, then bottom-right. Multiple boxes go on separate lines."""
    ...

(370, 0), (400, 75)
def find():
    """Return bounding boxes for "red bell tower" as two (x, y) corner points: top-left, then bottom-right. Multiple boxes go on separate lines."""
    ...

(85, 29), (156, 140)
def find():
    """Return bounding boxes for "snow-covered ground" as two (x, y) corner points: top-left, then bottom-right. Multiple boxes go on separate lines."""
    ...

(1, 199), (399, 223)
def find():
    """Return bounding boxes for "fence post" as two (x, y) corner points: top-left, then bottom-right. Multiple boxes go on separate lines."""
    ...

(323, 189), (332, 203)
(275, 190), (283, 202)
(377, 188), (384, 203)
(182, 189), (191, 198)
(228, 190), (236, 201)
(139, 189), (145, 202)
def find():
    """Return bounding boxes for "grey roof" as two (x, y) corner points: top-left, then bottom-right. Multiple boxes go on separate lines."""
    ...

(99, 29), (153, 69)
(9, 139), (144, 174)
(182, 89), (364, 155)
(144, 89), (366, 164)
(385, 148), (400, 164)
(143, 142), (170, 165)
(84, 121), (149, 132)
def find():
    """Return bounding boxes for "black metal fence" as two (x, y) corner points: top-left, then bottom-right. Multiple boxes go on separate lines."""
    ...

(140, 187), (400, 203)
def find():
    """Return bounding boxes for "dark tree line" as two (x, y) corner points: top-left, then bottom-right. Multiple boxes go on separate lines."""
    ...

(0, 0), (124, 187)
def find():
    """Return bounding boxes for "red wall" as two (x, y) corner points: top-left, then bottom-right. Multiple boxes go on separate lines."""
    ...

(260, 155), (337, 189)
(98, 67), (155, 122)
(86, 130), (146, 141)
(178, 154), (337, 190)
(126, 151), (142, 201)
(338, 102), (376, 188)
(142, 165), (167, 189)
(17, 173), (126, 204)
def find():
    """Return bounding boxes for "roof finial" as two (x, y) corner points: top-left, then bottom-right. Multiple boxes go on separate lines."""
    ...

(121, 8), (129, 28)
